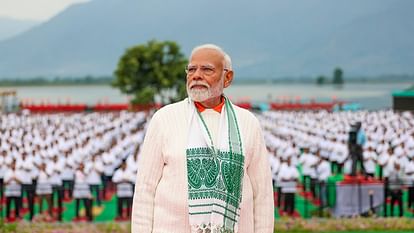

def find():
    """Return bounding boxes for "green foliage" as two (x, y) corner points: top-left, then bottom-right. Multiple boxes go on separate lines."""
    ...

(333, 67), (344, 85)
(316, 75), (326, 85)
(112, 40), (188, 105)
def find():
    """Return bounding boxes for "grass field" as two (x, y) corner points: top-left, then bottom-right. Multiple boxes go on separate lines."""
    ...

(1, 218), (413, 233)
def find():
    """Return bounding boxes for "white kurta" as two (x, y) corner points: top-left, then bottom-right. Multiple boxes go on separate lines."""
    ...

(113, 168), (135, 198)
(4, 169), (23, 197)
(73, 170), (91, 199)
(131, 99), (274, 233)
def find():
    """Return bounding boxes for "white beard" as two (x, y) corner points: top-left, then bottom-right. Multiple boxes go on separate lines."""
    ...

(187, 79), (224, 102)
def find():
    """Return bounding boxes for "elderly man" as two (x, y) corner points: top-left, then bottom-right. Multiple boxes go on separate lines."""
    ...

(131, 44), (274, 233)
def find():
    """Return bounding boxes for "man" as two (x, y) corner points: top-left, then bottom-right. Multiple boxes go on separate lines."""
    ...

(132, 44), (274, 233)
(278, 157), (298, 216)
(36, 163), (53, 218)
(299, 147), (318, 198)
(363, 146), (377, 178)
(16, 151), (35, 220)
(404, 156), (414, 210)
(315, 151), (331, 208)
(48, 154), (64, 221)
(388, 161), (405, 217)
(350, 121), (366, 176)
(86, 153), (104, 206)
(73, 162), (93, 221)
(112, 160), (135, 220)
(4, 160), (23, 220)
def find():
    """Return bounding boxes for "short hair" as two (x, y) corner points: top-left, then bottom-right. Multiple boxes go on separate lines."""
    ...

(190, 44), (233, 70)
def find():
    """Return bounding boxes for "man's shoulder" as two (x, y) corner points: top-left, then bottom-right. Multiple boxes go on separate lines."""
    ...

(148, 99), (188, 127)
(153, 99), (188, 117)
(233, 105), (260, 125)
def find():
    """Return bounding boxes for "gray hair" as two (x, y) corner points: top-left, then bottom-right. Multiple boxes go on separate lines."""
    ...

(190, 44), (233, 70)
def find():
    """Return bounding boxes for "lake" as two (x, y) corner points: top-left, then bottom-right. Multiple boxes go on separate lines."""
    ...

(0, 82), (411, 110)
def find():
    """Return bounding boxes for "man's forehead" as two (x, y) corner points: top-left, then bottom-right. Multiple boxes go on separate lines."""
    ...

(190, 48), (224, 65)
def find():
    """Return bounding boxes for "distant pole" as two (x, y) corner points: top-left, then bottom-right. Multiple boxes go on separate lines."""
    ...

(369, 190), (374, 215)
(358, 180), (362, 215)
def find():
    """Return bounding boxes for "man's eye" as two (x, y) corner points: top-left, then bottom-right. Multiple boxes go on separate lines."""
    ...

(202, 67), (214, 73)
(188, 67), (197, 73)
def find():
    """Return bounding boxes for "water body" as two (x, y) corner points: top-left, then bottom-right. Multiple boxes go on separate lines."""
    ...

(1, 82), (411, 110)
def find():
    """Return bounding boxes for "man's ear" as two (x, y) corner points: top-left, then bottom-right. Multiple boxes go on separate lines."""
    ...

(224, 70), (234, 88)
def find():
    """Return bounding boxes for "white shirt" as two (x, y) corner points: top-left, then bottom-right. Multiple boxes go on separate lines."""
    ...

(16, 157), (34, 184)
(363, 151), (377, 174)
(47, 160), (64, 186)
(36, 170), (53, 195)
(404, 160), (414, 182)
(277, 163), (299, 193)
(4, 168), (24, 197)
(317, 160), (331, 181)
(73, 169), (91, 198)
(299, 153), (317, 178)
(86, 159), (104, 185)
(112, 167), (135, 197)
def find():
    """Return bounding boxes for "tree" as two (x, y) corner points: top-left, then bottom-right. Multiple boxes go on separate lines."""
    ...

(316, 75), (326, 85)
(112, 40), (188, 105)
(332, 67), (344, 85)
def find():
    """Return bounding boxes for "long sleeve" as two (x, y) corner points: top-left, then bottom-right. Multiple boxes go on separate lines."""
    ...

(131, 111), (165, 233)
(247, 119), (274, 232)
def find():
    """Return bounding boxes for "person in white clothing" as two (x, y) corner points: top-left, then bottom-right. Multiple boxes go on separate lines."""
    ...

(36, 163), (53, 217)
(278, 157), (299, 215)
(335, 140), (348, 174)
(112, 160), (135, 220)
(132, 44), (274, 233)
(388, 161), (405, 217)
(299, 147), (318, 197)
(316, 154), (331, 208)
(4, 160), (23, 220)
(363, 146), (377, 177)
(101, 149), (116, 200)
(0, 150), (7, 203)
(73, 162), (93, 221)
(405, 157), (414, 210)
(378, 145), (391, 180)
(16, 151), (35, 221)
(47, 154), (64, 221)
(86, 153), (104, 206)
(126, 145), (140, 174)
(61, 149), (75, 199)
(267, 147), (280, 187)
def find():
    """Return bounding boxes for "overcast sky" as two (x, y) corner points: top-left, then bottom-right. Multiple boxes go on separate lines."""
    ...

(0, 0), (90, 21)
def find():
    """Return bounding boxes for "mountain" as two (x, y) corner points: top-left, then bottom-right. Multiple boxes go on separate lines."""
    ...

(0, 0), (412, 79)
(0, 17), (39, 41)
(279, 0), (414, 77)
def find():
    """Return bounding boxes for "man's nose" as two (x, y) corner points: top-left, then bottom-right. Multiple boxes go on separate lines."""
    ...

(189, 69), (203, 81)
(193, 67), (204, 78)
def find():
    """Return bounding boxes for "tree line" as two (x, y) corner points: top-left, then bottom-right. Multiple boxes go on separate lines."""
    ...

(316, 67), (344, 85)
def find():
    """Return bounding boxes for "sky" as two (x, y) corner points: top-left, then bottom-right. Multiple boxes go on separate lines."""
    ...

(0, 0), (90, 21)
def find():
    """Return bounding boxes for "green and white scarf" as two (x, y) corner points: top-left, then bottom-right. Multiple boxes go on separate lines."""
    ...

(186, 97), (244, 233)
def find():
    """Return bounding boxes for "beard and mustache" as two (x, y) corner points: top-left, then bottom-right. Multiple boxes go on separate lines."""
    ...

(186, 79), (224, 102)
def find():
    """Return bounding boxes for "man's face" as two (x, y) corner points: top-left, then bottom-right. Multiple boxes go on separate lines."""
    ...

(186, 48), (232, 103)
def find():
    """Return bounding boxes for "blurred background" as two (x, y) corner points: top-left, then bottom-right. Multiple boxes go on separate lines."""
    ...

(0, 0), (413, 232)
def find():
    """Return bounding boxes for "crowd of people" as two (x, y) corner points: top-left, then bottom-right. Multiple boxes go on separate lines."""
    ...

(260, 110), (414, 216)
(0, 110), (147, 221)
(0, 108), (414, 221)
